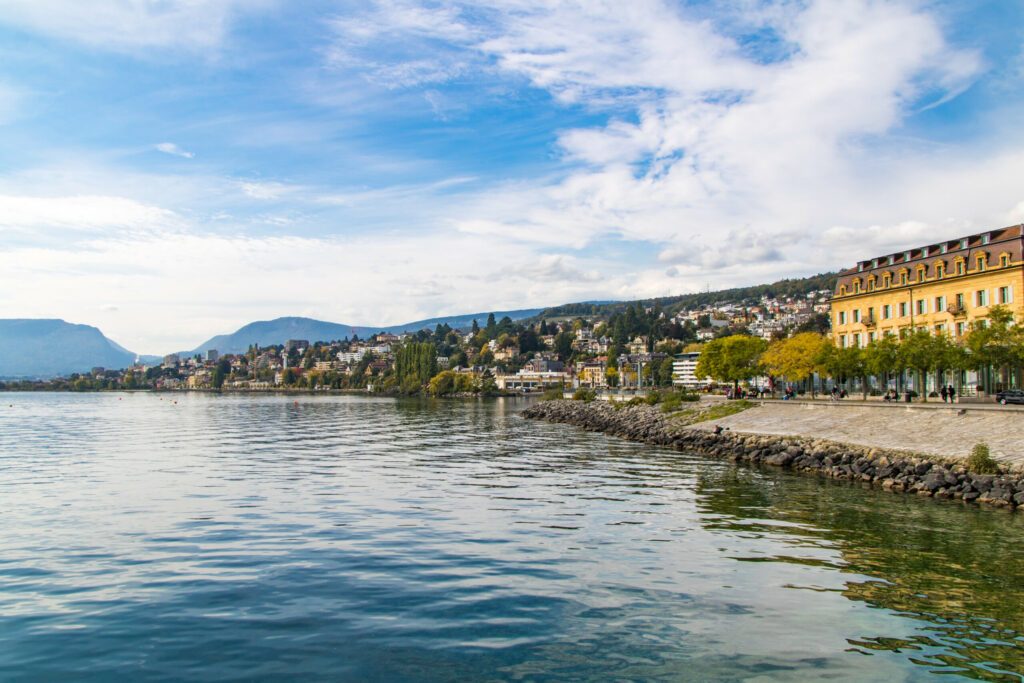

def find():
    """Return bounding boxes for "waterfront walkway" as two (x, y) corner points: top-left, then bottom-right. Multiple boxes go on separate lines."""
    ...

(690, 400), (1024, 465)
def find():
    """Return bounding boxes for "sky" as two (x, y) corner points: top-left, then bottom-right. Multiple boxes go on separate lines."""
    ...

(0, 0), (1022, 354)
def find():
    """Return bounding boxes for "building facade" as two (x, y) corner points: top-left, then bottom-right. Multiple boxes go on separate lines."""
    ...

(831, 224), (1024, 394)
(671, 352), (702, 389)
(832, 225), (1023, 348)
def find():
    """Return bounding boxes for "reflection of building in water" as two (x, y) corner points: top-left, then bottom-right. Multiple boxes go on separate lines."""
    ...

(691, 467), (1024, 678)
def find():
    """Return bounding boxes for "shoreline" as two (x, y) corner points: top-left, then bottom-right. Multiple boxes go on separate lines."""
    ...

(523, 400), (1024, 510)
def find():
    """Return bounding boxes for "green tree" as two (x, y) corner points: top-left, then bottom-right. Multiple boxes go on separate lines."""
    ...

(211, 359), (231, 389)
(964, 305), (1023, 392)
(821, 345), (867, 398)
(695, 335), (767, 393)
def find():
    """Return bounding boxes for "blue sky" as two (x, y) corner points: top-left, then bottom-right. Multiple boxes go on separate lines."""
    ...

(0, 0), (1022, 353)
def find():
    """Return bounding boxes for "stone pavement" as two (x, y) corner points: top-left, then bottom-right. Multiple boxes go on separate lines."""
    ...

(690, 400), (1024, 464)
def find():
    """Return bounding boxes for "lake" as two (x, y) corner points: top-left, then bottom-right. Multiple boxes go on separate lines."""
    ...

(1, 393), (1022, 681)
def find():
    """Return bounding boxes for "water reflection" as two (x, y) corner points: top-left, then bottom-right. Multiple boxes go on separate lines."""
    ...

(0, 392), (1021, 681)
(696, 468), (1024, 680)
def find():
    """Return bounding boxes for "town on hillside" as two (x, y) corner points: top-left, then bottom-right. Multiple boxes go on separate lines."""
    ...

(4, 225), (1023, 403)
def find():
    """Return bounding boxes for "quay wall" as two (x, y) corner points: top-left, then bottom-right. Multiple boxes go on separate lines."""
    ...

(522, 400), (1024, 510)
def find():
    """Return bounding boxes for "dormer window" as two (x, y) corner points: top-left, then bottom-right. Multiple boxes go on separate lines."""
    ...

(941, 244), (948, 254)
(956, 260), (965, 275)
(982, 233), (991, 245)
(883, 274), (892, 288)
(977, 254), (986, 271)
(854, 280), (861, 293)
(1001, 253), (1011, 268)
(960, 238), (968, 249)
(904, 251), (912, 262)
(887, 255), (895, 265)
(839, 285), (847, 296)
(857, 263), (864, 272)
(936, 263), (945, 278)
(900, 272), (908, 285)
(917, 266), (926, 281)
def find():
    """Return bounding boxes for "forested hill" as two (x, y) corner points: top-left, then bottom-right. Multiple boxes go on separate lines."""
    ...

(534, 272), (838, 320)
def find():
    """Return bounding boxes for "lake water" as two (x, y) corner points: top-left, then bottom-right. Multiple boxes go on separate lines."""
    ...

(1, 393), (1022, 681)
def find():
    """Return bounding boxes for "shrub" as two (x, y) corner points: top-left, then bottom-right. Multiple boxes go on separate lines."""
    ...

(644, 390), (662, 406)
(542, 387), (564, 401)
(967, 442), (999, 474)
(572, 388), (597, 402)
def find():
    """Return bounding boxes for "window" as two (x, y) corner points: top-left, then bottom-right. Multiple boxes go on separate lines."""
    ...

(853, 309), (861, 323)
(883, 304), (892, 319)
(858, 263), (864, 272)
(956, 293), (965, 310)
(934, 324), (945, 335)
(900, 272), (908, 285)
(867, 278), (875, 292)
(888, 255), (895, 265)
(977, 255), (986, 271)
(916, 299), (927, 315)
(854, 280), (861, 293)
(838, 311), (847, 325)
(956, 261), (965, 275)
(917, 266), (927, 281)
(936, 264), (945, 278)
(869, 332), (876, 343)
(853, 333), (862, 348)
(883, 274), (891, 288)
(899, 302), (909, 317)
(904, 251), (912, 262)
(960, 238), (968, 249)
(977, 290), (989, 307)
(839, 335), (847, 348)
(982, 233), (991, 245)
(839, 285), (847, 296)
(941, 244), (948, 254)
(956, 322), (966, 337)
(867, 307), (875, 322)
(1001, 254), (1011, 268)
(999, 286), (1012, 304)
(935, 295), (946, 312)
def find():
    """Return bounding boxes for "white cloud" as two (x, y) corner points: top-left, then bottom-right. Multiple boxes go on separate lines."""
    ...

(330, 0), (1015, 277)
(0, 0), (269, 51)
(0, 194), (178, 233)
(155, 142), (195, 159)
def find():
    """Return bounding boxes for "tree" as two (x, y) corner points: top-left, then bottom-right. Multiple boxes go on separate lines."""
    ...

(554, 331), (574, 361)
(821, 345), (866, 398)
(211, 359), (231, 389)
(863, 335), (901, 389)
(897, 331), (962, 401)
(761, 332), (830, 397)
(695, 334), (767, 393)
(964, 305), (1023, 392)
(394, 342), (438, 388)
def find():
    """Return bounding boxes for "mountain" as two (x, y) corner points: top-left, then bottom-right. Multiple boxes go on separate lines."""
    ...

(0, 319), (142, 379)
(184, 309), (543, 356)
(531, 273), (838, 320)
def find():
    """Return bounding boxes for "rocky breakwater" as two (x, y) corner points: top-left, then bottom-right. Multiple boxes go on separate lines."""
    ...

(523, 400), (1024, 510)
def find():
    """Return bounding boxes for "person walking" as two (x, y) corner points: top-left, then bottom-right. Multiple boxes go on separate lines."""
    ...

(940, 386), (949, 403)
(947, 384), (956, 403)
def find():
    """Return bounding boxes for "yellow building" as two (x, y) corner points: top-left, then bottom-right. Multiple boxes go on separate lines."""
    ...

(831, 225), (1024, 349)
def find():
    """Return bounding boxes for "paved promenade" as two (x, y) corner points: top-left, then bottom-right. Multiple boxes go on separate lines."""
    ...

(690, 400), (1024, 464)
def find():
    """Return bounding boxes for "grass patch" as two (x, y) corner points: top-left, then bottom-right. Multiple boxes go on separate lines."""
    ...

(669, 399), (756, 426)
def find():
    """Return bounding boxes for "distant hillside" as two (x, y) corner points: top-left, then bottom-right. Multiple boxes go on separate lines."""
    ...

(533, 273), (837, 320)
(0, 319), (140, 379)
(184, 309), (543, 356)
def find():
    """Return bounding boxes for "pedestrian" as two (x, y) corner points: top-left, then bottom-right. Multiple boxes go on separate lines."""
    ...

(940, 386), (949, 403)
(948, 384), (956, 403)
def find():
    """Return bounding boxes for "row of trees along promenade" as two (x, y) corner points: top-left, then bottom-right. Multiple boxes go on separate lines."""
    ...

(696, 305), (1024, 400)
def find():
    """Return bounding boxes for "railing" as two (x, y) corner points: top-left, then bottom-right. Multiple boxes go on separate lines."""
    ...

(947, 304), (966, 317)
